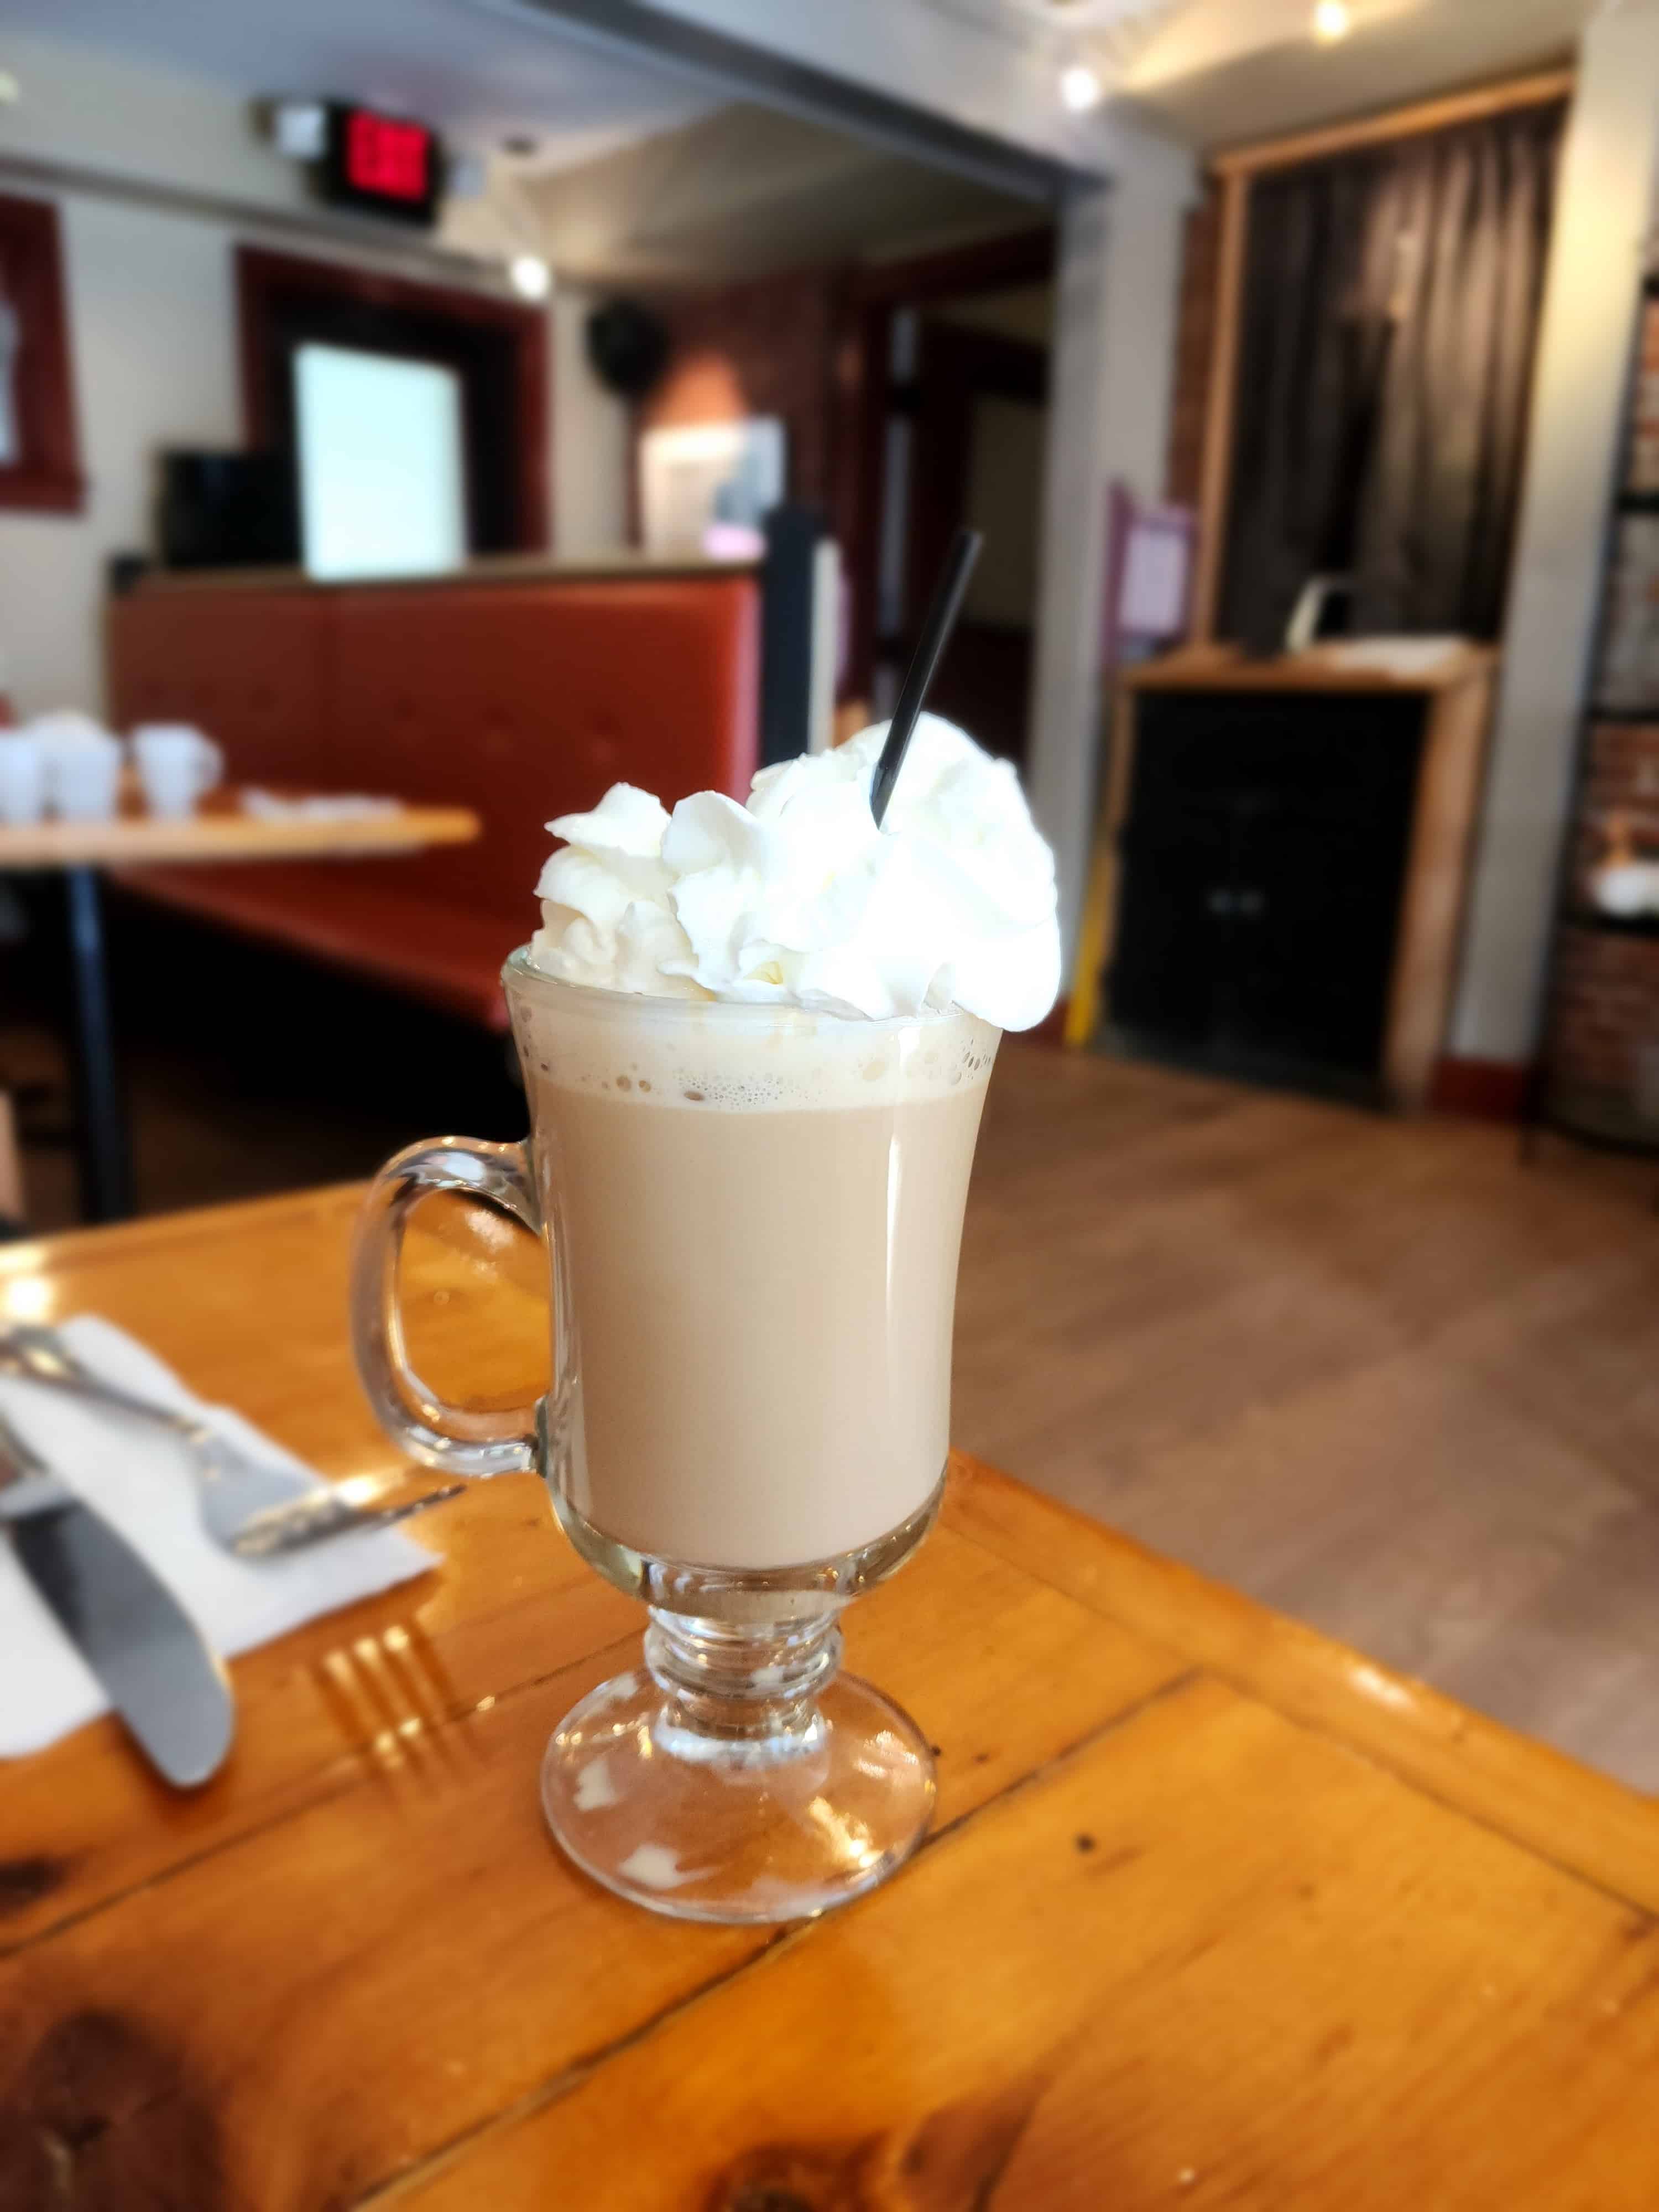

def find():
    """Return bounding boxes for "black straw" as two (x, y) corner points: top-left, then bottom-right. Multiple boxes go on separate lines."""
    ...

(869, 526), (983, 827)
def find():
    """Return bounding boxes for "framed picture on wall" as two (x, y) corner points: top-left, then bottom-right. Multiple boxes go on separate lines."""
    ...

(0, 194), (84, 513)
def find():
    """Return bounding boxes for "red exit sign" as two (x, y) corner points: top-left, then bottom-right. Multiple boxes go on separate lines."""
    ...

(345, 111), (430, 201)
(325, 106), (441, 226)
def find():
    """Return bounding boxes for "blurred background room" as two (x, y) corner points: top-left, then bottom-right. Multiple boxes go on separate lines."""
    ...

(2, 0), (1658, 1785)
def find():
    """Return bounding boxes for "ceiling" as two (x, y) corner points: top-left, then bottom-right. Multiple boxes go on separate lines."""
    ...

(919, 0), (1593, 147)
(0, 0), (717, 174)
(0, 0), (1600, 278)
(1123, 0), (1591, 147)
(521, 101), (1040, 285)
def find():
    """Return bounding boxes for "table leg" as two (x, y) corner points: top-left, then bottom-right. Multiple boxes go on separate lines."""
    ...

(64, 866), (134, 1222)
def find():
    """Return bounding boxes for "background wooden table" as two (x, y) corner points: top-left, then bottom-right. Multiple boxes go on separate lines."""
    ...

(0, 788), (479, 869)
(2, 1188), (1657, 2208)
(0, 787), (478, 1222)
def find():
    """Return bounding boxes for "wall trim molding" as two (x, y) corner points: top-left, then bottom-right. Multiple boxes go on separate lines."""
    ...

(1430, 1055), (1531, 1121)
(0, 192), (84, 514)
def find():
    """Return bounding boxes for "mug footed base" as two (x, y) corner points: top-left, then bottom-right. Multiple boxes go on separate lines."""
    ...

(541, 1662), (936, 1925)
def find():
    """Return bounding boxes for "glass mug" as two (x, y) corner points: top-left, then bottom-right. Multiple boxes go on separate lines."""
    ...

(352, 950), (999, 1923)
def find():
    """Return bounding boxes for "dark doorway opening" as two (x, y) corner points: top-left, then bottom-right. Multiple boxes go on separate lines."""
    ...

(835, 227), (1055, 768)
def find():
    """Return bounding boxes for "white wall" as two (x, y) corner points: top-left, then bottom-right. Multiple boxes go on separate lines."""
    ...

(0, 32), (312, 215)
(0, 171), (576, 720)
(1028, 177), (1190, 964)
(1451, 0), (1659, 1066)
(0, 39), (633, 716)
(0, 196), (241, 714)
(551, 284), (631, 556)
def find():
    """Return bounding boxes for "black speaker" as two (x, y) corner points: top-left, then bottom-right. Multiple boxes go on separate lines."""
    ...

(159, 451), (299, 570)
(584, 300), (670, 400)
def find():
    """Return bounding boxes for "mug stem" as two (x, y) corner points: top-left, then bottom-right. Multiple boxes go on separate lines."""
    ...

(541, 1600), (935, 1923)
(643, 1608), (843, 1745)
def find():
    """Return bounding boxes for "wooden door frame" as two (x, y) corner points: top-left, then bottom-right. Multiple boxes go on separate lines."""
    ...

(0, 193), (84, 513)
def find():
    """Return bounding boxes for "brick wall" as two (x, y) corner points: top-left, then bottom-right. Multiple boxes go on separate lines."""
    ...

(1545, 718), (1659, 1120)
(633, 270), (841, 526)
(1166, 182), (1221, 507)
(1571, 719), (1659, 889)
(1547, 928), (1659, 1107)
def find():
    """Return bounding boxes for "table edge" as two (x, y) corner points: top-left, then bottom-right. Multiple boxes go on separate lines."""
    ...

(945, 1454), (1659, 1918)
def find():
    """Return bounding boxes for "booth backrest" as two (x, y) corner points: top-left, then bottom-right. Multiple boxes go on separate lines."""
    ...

(107, 569), (761, 919)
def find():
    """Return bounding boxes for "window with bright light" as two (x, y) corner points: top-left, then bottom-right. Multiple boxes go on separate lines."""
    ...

(293, 343), (467, 579)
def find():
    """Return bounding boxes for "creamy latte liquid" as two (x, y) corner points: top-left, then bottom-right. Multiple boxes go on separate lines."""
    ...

(510, 978), (998, 1569)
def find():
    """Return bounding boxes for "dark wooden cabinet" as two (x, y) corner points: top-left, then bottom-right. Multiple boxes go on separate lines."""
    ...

(1070, 645), (1498, 1106)
(1112, 690), (1425, 1087)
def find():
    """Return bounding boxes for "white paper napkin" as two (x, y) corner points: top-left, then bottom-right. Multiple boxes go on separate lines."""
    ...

(0, 1316), (439, 1757)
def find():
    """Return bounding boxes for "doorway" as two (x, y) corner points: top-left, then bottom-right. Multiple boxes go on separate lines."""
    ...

(841, 229), (1056, 767)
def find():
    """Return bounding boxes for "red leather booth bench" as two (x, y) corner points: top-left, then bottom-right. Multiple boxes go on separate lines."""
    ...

(105, 559), (761, 1032)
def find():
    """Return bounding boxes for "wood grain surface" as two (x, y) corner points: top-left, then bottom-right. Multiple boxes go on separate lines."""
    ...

(1123, 640), (1498, 695)
(1, 1187), (1656, 2209)
(0, 791), (478, 870)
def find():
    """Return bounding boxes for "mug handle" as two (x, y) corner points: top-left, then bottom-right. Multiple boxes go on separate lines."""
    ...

(351, 1136), (542, 1478)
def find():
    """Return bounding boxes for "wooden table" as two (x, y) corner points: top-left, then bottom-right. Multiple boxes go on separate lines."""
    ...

(3, 1187), (1659, 2209)
(0, 787), (478, 1223)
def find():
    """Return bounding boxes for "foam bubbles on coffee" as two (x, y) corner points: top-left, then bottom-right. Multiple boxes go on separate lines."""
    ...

(512, 984), (1000, 1114)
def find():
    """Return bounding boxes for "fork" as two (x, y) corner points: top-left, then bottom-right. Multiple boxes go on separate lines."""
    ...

(0, 1324), (462, 1558)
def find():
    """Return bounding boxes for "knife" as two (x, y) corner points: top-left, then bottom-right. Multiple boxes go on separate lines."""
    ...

(0, 1407), (234, 1787)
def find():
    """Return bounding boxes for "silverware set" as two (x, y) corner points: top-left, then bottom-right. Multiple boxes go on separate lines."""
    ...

(0, 1321), (461, 1787)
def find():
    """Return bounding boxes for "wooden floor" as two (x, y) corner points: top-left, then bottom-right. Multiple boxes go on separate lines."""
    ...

(8, 933), (1659, 1791)
(957, 1045), (1659, 1791)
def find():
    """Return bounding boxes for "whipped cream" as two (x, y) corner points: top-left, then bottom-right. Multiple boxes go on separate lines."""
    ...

(528, 716), (1061, 1030)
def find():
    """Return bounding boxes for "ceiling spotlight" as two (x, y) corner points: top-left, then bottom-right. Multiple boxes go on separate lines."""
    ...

(1312, 0), (1352, 40)
(0, 72), (20, 106)
(1060, 62), (1104, 112)
(508, 253), (552, 303)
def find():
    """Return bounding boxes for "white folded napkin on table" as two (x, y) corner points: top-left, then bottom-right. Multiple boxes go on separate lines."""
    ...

(0, 1316), (439, 1757)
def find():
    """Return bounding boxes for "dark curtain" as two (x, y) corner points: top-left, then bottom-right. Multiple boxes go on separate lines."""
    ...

(1220, 101), (1565, 653)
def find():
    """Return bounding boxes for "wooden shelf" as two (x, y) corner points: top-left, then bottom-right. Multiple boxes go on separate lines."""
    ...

(1123, 640), (1496, 698)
